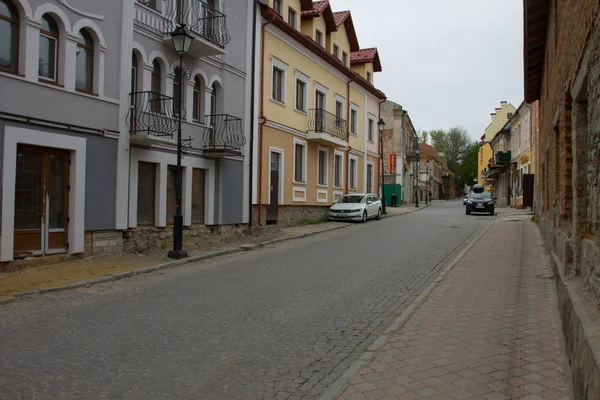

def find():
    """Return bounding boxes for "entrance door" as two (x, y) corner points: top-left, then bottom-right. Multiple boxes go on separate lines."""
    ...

(523, 174), (535, 208)
(14, 145), (70, 258)
(267, 152), (280, 223)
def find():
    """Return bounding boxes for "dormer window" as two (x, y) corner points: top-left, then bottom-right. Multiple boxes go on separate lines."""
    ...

(274, 0), (282, 15)
(333, 44), (339, 59)
(288, 7), (297, 29)
(315, 30), (323, 47)
(367, 71), (372, 83)
(342, 52), (348, 67)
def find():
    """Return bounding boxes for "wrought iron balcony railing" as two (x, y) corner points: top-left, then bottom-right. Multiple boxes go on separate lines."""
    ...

(307, 109), (347, 141)
(405, 134), (420, 161)
(202, 114), (246, 154)
(126, 91), (180, 137)
(162, 0), (230, 49)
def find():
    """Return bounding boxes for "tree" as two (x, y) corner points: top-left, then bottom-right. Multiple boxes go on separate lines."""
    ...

(417, 130), (429, 144)
(456, 142), (480, 190)
(428, 129), (447, 152)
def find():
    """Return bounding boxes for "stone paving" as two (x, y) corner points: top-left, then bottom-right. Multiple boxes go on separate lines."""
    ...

(335, 218), (572, 400)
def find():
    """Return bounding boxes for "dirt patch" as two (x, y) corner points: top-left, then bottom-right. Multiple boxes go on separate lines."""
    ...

(0, 225), (289, 298)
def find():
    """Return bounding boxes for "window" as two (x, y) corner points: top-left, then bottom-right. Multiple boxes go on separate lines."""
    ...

(350, 108), (358, 134)
(192, 168), (205, 224)
(173, 67), (182, 116)
(75, 30), (94, 92)
(208, 83), (217, 126)
(295, 78), (306, 112)
(367, 71), (372, 83)
(335, 100), (344, 128)
(39, 14), (59, 82)
(150, 59), (162, 113)
(318, 149), (328, 186)
(166, 166), (177, 224)
(294, 142), (305, 183)
(288, 7), (296, 29)
(192, 76), (202, 121)
(368, 118), (374, 142)
(274, 0), (282, 15)
(137, 162), (156, 225)
(333, 44), (339, 59)
(342, 51), (348, 67)
(367, 164), (374, 193)
(0, 0), (19, 73)
(315, 30), (323, 47)
(272, 67), (284, 102)
(350, 158), (357, 189)
(334, 153), (343, 188)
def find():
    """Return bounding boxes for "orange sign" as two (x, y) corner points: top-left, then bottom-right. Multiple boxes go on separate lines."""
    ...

(389, 154), (396, 174)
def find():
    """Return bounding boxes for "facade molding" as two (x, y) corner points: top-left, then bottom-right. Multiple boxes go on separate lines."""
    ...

(55, 0), (104, 20)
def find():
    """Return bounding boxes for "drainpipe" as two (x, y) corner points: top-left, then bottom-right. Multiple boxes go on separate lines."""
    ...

(248, 0), (259, 228)
(257, 13), (272, 226)
(378, 98), (386, 198)
(345, 78), (353, 194)
(400, 109), (406, 202)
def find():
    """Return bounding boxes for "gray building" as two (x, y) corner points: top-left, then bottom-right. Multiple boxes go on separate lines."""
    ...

(0, 0), (252, 262)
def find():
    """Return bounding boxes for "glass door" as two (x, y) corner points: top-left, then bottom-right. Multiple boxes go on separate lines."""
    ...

(14, 145), (70, 258)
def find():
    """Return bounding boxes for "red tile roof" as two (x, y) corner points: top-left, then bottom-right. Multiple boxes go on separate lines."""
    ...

(333, 11), (350, 27)
(301, 1), (337, 32)
(419, 143), (443, 162)
(301, 1), (328, 17)
(351, 48), (382, 72)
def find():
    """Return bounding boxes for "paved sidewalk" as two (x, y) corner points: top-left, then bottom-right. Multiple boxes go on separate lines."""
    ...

(334, 219), (572, 399)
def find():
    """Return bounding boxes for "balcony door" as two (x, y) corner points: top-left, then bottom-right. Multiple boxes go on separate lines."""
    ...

(14, 145), (70, 258)
(315, 90), (325, 132)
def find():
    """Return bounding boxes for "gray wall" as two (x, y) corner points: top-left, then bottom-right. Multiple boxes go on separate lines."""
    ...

(0, 120), (118, 232)
(220, 158), (244, 225)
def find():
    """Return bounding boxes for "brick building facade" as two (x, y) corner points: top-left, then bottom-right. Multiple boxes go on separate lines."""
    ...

(524, 1), (600, 398)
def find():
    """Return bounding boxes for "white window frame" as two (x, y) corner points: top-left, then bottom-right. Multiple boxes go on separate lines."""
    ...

(293, 138), (307, 184)
(333, 44), (339, 59)
(317, 146), (329, 187)
(274, 0), (282, 15)
(268, 147), (285, 205)
(367, 162), (375, 194)
(367, 71), (372, 83)
(288, 7), (297, 29)
(334, 94), (345, 128)
(367, 117), (375, 142)
(350, 104), (359, 135)
(294, 70), (309, 113)
(270, 56), (288, 105)
(342, 51), (348, 66)
(333, 150), (344, 189)
(315, 29), (323, 47)
(349, 155), (358, 190)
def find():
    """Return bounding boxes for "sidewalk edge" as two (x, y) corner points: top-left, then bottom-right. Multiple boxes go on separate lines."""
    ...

(0, 223), (350, 305)
(319, 219), (494, 400)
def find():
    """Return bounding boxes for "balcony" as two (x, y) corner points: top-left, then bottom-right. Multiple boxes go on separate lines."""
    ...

(201, 114), (246, 157)
(405, 135), (419, 161)
(495, 151), (512, 165)
(306, 109), (347, 147)
(135, 0), (230, 58)
(126, 91), (179, 145)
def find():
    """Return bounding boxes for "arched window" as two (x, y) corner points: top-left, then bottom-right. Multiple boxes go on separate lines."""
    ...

(172, 66), (182, 116)
(192, 76), (202, 122)
(150, 59), (161, 113)
(39, 14), (59, 82)
(131, 52), (138, 95)
(0, 0), (19, 73)
(76, 29), (94, 93)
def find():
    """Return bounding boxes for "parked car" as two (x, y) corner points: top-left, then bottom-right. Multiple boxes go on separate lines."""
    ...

(466, 191), (496, 215)
(328, 193), (382, 223)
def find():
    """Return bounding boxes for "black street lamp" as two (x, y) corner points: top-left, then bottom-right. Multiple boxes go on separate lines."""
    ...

(377, 118), (387, 214)
(168, 24), (194, 260)
(415, 146), (420, 208)
(425, 159), (430, 204)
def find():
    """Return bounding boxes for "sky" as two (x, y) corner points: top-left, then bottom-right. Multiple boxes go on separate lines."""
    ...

(330, 0), (525, 141)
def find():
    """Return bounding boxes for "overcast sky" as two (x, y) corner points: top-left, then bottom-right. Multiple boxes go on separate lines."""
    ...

(331, 0), (524, 141)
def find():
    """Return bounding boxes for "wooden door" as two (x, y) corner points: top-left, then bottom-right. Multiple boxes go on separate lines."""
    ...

(523, 174), (534, 208)
(14, 145), (70, 258)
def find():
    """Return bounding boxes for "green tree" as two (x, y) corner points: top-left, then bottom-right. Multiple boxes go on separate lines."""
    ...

(456, 142), (480, 190)
(417, 130), (429, 144)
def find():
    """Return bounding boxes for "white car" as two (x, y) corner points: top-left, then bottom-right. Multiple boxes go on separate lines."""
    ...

(328, 193), (382, 223)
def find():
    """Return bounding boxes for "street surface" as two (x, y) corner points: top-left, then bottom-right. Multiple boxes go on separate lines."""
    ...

(0, 202), (491, 400)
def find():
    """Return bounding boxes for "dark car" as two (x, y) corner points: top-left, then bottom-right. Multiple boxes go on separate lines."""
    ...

(466, 191), (495, 215)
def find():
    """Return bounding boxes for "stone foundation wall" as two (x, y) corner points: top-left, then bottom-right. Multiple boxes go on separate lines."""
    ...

(251, 205), (329, 227)
(83, 230), (124, 256)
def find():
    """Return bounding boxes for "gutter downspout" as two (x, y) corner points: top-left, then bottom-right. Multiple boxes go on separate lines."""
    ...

(248, 0), (259, 228)
(378, 98), (386, 198)
(400, 109), (406, 202)
(257, 13), (272, 226)
(345, 77), (355, 194)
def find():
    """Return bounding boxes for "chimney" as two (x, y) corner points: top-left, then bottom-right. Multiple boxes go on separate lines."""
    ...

(500, 101), (507, 105)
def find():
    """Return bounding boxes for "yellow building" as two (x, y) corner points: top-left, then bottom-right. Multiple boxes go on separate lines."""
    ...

(252, 0), (386, 225)
(478, 101), (516, 191)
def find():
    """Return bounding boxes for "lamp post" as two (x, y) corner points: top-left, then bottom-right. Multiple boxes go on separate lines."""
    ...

(377, 118), (387, 214)
(168, 24), (194, 260)
(425, 160), (430, 204)
(415, 147), (420, 207)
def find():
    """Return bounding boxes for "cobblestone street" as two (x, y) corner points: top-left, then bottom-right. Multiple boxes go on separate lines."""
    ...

(0, 202), (537, 399)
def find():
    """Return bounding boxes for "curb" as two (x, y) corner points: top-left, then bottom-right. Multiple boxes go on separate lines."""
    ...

(0, 223), (351, 306)
(318, 218), (495, 400)
(382, 203), (431, 219)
